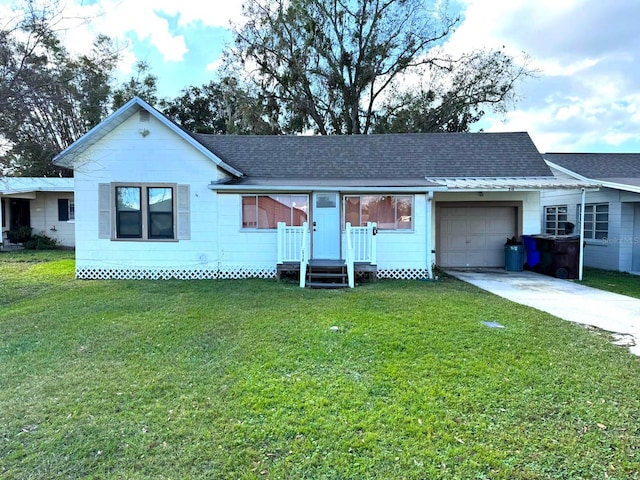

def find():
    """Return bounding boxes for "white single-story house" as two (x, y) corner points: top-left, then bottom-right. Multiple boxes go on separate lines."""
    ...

(51, 97), (589, 285)
(542, 153), (640, 274)
(1, 177), (75, 249)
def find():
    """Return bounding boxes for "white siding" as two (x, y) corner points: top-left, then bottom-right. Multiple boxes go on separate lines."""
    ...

(368, 193), (428, 272)
(217, 193), (279, 272)
(25, 192), (75, 247)
(73, 111), (231, 276)
(541, 187), (640, 272)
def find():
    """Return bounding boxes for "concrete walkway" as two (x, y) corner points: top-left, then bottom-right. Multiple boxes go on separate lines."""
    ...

(446, 269), (640, 356)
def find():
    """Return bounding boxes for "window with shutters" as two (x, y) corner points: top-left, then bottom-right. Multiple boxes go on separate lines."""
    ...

(106, 183), (184, 241)
(57, 198), (75, 222)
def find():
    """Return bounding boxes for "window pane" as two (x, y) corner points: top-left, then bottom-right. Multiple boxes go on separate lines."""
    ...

(292, 196), (308, 226)
(365, 196), (395, 229)
(116, 187), (141, 238)
(149, 212), (173, 238)
(595, 213), (608, 222)
(117, 187), (141, 211)
(148, 188), (174, 239)
(258, 196), (288, 228)
(596, 204), (609, 213)
(395, 196), (412, 229)
(595, 231), (608, 240)
(242, 196), (257, 228)
(345, 197), (361, 226)
(315, 194), (336, 208)
(149, 188), (173, 212)
(117, 211), (142, 238)
(69, 201), (75, 221)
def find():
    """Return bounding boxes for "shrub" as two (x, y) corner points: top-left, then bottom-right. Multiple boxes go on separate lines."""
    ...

(6, 226), (32, 243)
(23, 234), (59, 250)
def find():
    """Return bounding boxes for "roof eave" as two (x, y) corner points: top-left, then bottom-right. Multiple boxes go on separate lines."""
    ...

(52, 97), (244, 178)
(209, 183), (448, 193)
(546, 160), (639, 193)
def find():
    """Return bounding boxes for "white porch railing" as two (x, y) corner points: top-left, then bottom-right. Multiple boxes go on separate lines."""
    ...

(277, 222), (307, 263)
(277, 221), (376, 288)
(299, 222), (310, 288)
(348, 222), (377, 264)
(345, 223), (355, 288)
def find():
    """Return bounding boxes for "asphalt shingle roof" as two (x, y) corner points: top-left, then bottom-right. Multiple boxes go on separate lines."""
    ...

(193, 132), (552, 180)
(544, 153), (640, 181)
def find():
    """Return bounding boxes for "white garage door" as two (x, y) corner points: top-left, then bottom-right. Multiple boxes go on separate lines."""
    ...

(439, 206), (517, 268)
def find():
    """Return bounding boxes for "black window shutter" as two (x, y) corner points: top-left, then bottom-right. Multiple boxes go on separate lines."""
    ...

(58, 199), (69, 221)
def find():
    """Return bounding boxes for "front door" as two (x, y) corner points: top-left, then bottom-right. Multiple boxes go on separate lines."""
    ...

(312, 192), (341, 259)
(9, 199), (31, 230)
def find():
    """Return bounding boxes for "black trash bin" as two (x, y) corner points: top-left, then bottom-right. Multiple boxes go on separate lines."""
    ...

(529, 235), (580, 279)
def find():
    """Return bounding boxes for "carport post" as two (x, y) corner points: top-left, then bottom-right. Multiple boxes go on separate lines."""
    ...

(426, 191), (434, 279)
(579, 188), (586, 281)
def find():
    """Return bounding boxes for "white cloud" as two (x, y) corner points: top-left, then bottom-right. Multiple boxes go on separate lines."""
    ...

(2, 0), (244, 72)
(447, 0), (640, 152)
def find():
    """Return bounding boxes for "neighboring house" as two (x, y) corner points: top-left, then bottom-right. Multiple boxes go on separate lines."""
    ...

(51, 97), (587, 284)
(542, 153), (640, 274)
(0, 177), (75, 249)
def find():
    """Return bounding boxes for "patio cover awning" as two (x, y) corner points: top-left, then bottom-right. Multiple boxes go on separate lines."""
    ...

(425, 176), (601, 191)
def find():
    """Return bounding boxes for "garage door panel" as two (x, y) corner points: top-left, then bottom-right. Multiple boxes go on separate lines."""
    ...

(439, 206), (517, 268)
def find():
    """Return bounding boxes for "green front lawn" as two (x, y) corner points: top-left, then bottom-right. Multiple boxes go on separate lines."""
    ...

(581, 267), (640, 299)
(1, 251), (639, 479)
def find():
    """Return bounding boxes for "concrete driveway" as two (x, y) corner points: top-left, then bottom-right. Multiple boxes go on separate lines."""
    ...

(446, 269), (640, 356)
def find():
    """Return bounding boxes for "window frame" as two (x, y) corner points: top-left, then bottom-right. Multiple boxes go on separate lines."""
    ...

(342, 194), (414, 231)
(113, 183), (177, 241)
(577, 203), (609, 241)
(241, 194), (309, 230)
(57, 198), (75, 222)
(543, 205), (567, 235)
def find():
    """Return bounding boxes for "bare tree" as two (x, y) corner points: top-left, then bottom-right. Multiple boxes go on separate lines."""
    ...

(231, 0), (531, 135)
(0, 1), (119, 176)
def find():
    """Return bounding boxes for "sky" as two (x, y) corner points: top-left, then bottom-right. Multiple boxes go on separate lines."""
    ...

(2, 0), (639, 154)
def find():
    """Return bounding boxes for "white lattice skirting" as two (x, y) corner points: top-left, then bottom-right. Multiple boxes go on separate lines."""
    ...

(377, 268), (430, 280)
(76, 266), (428, 281)
(76, 266), (277, 280)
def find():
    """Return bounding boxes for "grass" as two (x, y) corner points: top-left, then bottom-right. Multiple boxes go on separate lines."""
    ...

(1, 251), (639, 479)
(580, 267), (640, 299)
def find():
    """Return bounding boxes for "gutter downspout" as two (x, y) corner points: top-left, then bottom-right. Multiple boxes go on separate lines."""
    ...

(579, 188), (586, 281)
(426, 191), (434, 279)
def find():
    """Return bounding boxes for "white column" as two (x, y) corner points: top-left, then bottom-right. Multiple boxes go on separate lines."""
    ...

(426, 191), (434, 279)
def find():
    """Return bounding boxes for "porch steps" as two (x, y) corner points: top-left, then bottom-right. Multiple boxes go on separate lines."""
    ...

(306, 259), (348, 289)
(276, 261), (377, 287)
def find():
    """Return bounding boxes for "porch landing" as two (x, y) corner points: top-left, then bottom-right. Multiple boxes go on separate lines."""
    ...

(277, 260), (377, 287)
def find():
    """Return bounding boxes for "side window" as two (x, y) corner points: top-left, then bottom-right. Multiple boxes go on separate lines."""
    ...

(148, 187), (174, 239)
(99, 183), (186, 241)
(58, 199), (75, 221)
(544, 205), (568, 235)
(578, 203), (609, 240)
(116, 186), (143, 238)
